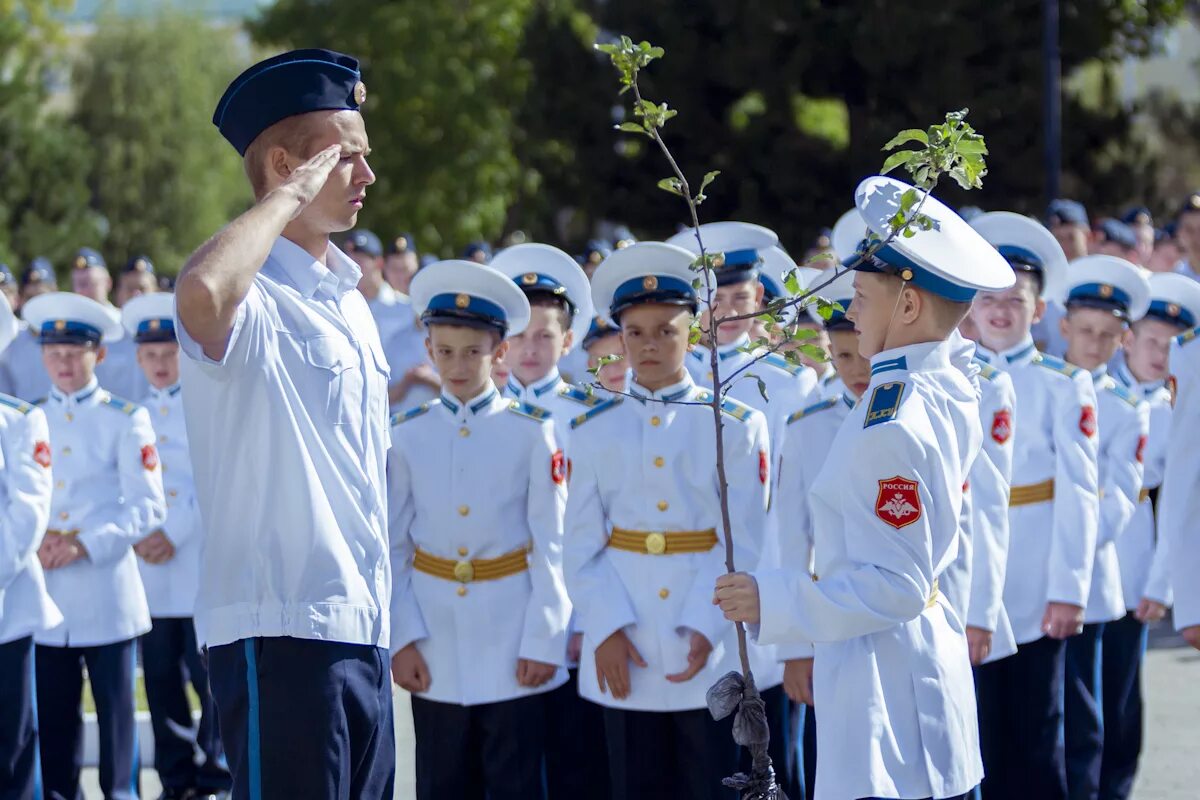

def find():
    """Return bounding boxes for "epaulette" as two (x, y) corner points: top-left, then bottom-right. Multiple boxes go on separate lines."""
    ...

(696, 390), (755, 422)
(100, 392), (138, 415)
(787, 397), (837, 425)
(864, 381), (905, 428)
(1033, 353), (1084, 379)
(557, 384), (606, 408)
(391, 399), (440, 426)
(1176, 326), (1200, 346)
(570, 396), (622, 429)
(975, 360), (1000, 382)
(761, 352), (805, 377)
(1105, 381), (1141, 408)
(0, 394), (34, 415)
(507, 400), (552, 422)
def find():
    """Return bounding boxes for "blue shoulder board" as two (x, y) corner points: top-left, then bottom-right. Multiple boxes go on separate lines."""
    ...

(975, 360), (1000, 382)
(0, 393), (33, 415)
(696, 390), (755, 422)
(570, 397), (622, 429)
(507, 400), (552, 422)
(557, 384), (605, 408)
(101, 393), (138, 415)
(1176, 326), (1200, 346)
(1106, 382), (1140, 408)
(391, 399), (440, 426)
(762, 352), (804, 377)
(787, 397), (837, 425)
(1033, 353), (1083, 378)
(864, 381), (905, 428)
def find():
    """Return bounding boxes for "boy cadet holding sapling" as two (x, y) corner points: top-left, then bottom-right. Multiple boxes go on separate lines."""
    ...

(388, 260), (570, 800)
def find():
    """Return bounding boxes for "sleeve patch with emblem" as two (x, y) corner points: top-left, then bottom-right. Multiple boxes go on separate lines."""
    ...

(1136, 434), (1147, 464)
(875, 476), (922, 529)
(1080, 405), (1097, 438)
(759, 450), (768, 485)
(141, 444), (159, 471)
(551, 450), (566, 485)
(991, 409), (1013, 444)
(34, 441), (51, 468)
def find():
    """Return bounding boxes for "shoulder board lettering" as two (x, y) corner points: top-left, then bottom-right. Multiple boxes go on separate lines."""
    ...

(1106, 382), (1141, 408)
(101, 393), (138, 415)
(787, 397), (837, 425)
(1177, 326), (1200, 346)
(507, 400), (552, 422)
(557, 384), (606, 408)
(1033, 353), (1084, 379)
(864, 381), (905, 428)
(570, 396), (622, 429)
(762, 352), (805, 377)
(0, 394), (34, 415)
(392, 399), (440, 426)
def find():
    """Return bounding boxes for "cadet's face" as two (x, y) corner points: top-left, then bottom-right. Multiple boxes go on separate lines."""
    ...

(508, 305), (571, 386)
(779, 321), (829, 371)
(490, 351), (511, 388)
(845, 272), (900, 359)
(1177, 211), (1200, 260)
(426, 324), (505, 401)
(619, 304), (692, 390)
(20, 282), (51, 305)
(0, 283), (17, 311)
(1147, 240), (1182, 273)
(115, 272), (157, 307)
(1060, 306), (1129, 370)
(704, 280), (763, 344)
(1133, 222), (1155, 265)
(383, 252), (419, 293)
(297, 111), (376, 236)
(72, 267), (111, 304)
(586, 334), (626, 393)
(136, 341), (180, 390)
(42, 342), (102, 394)
(1093, 240), (1139, 263)
(1126, 317), (1177, 382)
(1051, 222), (1090, 260)
(828, 328), (871, 398)
(971, 275), (1044, 352)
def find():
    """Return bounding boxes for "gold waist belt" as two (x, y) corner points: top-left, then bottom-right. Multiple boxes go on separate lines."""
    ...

(927, 578), (940, 610)
(608, 527), (718, 555)
(45, 529), (80, 537)
(1010, 479), (1055, 507)
(1139, 487), (1152, 504)
(413, 546), (528, 584)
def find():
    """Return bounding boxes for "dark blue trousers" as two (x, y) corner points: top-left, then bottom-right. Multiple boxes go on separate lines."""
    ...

(543, 668), (609, 800)
(1099, 613), (1146, 800)
(975, 635), (1068, 800)
(602, 704), (738, 800)
(1066, 623), (1105, 800)
(802, 704), (817, 800)
(36, 639), (139, 800)
(0, 637), (41, 800)
(411, 692), (546, 800)
(141, 617), (230, 793)
(207, 637), (394, 800)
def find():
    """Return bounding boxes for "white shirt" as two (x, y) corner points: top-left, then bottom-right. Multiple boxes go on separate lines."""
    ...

(388, 386), (570, 705)
(0, 324), (51, 402)
(177, 237), (392, 649)
(37, 379), (164, 647)
(564, 374), (770, 711)
(136, 383), (203, 618)
(367, 281), (415, 348)
(0, 395), (61, 644)
(1159, 329), (1200, 628)
(754, 338), (982, 800)
(976, 337), (1100, 644)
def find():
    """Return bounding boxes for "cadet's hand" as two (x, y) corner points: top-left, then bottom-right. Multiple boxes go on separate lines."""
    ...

(516, 659), (557, 688)
(40, 533), (84, 570)
(391, 644), (431, 694)
(567, 632), (584, 664)
(135, 531), (176, 565)
(1134, 598), (1167, 624)
(782, 658), (815, 706)
(37, 534), (60, 569)
(269, 145), (343, 221)
(713, 572), (761, 624)
(594, 629), (646, 700)
(1182, 625), (1200, 651)
(966, 626), (993, 666)
(666, 631), (713, 683)
(1042, 602), (1085, 639)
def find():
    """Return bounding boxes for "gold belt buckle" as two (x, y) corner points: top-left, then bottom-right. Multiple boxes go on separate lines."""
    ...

(453, 560), (475, 583)
(644, 532), (667, 555)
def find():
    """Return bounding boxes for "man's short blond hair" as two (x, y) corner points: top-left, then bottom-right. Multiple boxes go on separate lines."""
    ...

(242, 113), (322, 199)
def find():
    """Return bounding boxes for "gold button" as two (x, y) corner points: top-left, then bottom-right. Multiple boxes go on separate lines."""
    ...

(459, 427), (470, 438)
(453, 560), (475, 583)
(645, 533), (667, 554)
(458, 505), (470, 517)
(65, 413), (73, 422)
(159, 406), (169, 416)
(659, 588), (670, 600)
(457, 586), (468, 597)
(61, 447), (71, 456)
(657, 500), (669, 512)
(168, 489), (178, 498)
(650, 416), (661, 427)
(159, 435), (168, 444)
(653, 456), (665, 468)
(457, 546), (469, 557)
(55, 480), (65, 489)
(59, 511), (69, 521)
(706, 372), (713, 381)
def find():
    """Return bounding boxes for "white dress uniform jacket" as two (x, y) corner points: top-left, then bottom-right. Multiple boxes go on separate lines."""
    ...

(388, 387), (570, 705)
(1159, 328), (1200, 629)
(1084, 371), (1149, 623)
(0, 325), (51, 402)
(136, 383), (203, 618)
(504, 367), (608, 451)
(1112, 361), (1172, 607)
(177, 237), (392, 650)
(0, 394), (61, 644)
(564, 374), (770, 711)
(754, 339), (983, 800)
(37, 379), (165, 647)
(976, 337), (1100, 644)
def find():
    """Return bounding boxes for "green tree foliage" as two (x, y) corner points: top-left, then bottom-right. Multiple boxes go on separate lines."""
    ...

(72, 9), (249, 275)
(250, 0), (538, 256)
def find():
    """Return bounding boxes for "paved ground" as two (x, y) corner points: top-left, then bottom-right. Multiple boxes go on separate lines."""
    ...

(84, 622), (1197, 799)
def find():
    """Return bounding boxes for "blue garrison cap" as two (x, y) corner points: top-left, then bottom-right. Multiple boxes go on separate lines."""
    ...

(1046, 199), (1089, 228)
(22, 257), (55, 287)
(122, 255), (155, 275)
(578, 239), (613, 269)
(1096, 218), (1137, 250)
(1120, 206), (1153, 227)
(213, 48), (366, 156)
(72, 247), (106, 271)
(0, 263), (13, 285)
(462, 242), (492, 262)
(344, 230), (382, 258)
(1177, 191), (1200, 218)
(386, 233), (417, 255)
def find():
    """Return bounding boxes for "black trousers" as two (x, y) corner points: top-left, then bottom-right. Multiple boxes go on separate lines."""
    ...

(410, 692), (546, 800)
(543, 668), (609, 800)
(975, 635), (1068, 800)
(1099, 613), (1146, 800)
(736, 684), (804, 800)
(207, 637), (394, 800)
(0, 637), (39, 800)
(36, 638), (139, 800)
(1065, 623), (1105, 800)
(603, 704), (739, 800)
(802, 704), (817, 800)
(141, 617), (231, 792)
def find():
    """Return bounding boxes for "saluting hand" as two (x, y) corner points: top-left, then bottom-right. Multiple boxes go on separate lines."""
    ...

(594, 628), (646, 700)
(269, 144), (344, 221)
(713, 572), (761, 624)
(391, 643), (431, 694)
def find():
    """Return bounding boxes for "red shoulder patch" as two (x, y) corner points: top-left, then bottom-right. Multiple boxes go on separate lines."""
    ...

(991, 409), (1013, 445)
(33, 441), (51, 469)
(875, 476), (922, 530)
(1079, 405), (1097, 438)
(551, 450), (566, 485)
(1136, 434), (1147, 464)
(759, 450), (769, 485)
(141, 444), (159, 471)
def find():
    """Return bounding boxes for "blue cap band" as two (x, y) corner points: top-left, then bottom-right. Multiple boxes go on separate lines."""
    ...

(855, 243), (978, 302)
(1146, 299), (1196, 329)
(1067, 282), (1132, 314)
(39, 320), (102, 344)
(760, 274), (785, 300)
(135, 318), (176, 342)
(611, 274), (697, 317)
(997, 244), (1045, 273)
(425, 293), (507, 325)
(514, 273), (574, 311)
